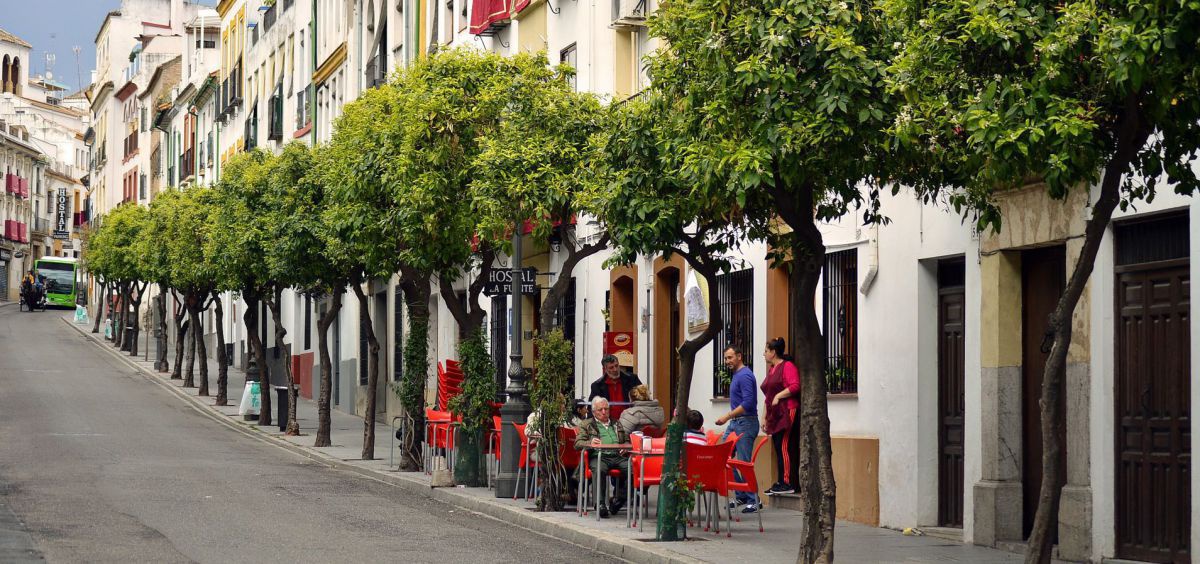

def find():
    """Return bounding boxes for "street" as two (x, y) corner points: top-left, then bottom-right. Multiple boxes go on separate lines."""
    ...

(0, 306), (619, 564)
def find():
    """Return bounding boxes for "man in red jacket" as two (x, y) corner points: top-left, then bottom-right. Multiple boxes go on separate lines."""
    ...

(587, 355), (642, 420)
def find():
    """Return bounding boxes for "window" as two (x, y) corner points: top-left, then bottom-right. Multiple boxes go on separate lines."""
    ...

(553, 277), (577, 397)
(823, 249), (858, 394)
(712, 268), (753, 397)
(490, 295), (508, 394)
(560, 43), (578, 91)
(304, 295), (312, 350)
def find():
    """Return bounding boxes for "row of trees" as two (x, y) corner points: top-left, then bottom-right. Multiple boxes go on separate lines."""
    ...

(86, 0), (1200, 554)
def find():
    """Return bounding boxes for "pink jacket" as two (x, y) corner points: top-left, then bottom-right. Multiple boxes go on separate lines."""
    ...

(761, 360), (801, 434)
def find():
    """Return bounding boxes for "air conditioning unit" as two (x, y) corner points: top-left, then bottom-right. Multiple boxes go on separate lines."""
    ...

(611, 0), (647, 29)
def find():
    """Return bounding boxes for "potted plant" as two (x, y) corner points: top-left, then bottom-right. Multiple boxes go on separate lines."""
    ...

(448, 330), (497, 486)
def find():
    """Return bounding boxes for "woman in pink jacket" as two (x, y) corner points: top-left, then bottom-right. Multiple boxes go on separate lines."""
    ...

(761, 337), (801, 495)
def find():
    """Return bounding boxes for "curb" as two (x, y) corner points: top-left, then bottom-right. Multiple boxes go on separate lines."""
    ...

(61, 317), (704, 564)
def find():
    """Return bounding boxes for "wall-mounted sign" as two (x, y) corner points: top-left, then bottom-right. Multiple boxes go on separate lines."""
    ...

(52, 188), (70, 240)
(483, 266), (537, 296)
(604, 331), (635, 367)
(0, 249), (11, 261)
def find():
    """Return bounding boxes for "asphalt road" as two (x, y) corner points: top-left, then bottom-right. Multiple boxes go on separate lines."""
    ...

(0, 305), (622, 564)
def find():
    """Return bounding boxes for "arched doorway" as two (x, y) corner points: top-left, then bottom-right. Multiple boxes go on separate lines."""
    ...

(653, 256), (684, 412)
(609, 264), (637, 365)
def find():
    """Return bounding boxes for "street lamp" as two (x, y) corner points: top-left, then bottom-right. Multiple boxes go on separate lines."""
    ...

(495, 222), (531, 499)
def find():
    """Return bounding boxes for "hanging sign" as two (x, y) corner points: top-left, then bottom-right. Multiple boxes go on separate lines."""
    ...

(53, 188), (70, 240)
(483, 266), (537, 296)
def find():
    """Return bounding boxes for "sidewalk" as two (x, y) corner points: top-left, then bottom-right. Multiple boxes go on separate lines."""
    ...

(63, 315), (1029, 564)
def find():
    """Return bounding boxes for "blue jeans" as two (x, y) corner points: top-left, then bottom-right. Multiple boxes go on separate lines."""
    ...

(721, 416), (760, 505)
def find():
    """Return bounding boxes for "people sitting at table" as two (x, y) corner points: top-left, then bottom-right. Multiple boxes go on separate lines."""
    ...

(574, 397), (628, 518)
(617, 385), (665, 435)
(588, 355), (642, 420)
(569, 399), (590, 428)
(684, 410), (707, 445)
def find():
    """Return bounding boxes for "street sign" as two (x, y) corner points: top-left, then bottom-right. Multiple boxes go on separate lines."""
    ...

(53, 188), (70, 240)
(483, 266), (537, 296)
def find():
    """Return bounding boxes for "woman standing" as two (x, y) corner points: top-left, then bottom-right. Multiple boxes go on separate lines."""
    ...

(761, 337), (801, 495)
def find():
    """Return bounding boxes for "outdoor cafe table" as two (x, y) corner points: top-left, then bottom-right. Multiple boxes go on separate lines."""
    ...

(578, 443), (631, 522)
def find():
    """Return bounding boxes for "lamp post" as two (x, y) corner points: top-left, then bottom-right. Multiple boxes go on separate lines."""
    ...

(495, 223), (531, 499)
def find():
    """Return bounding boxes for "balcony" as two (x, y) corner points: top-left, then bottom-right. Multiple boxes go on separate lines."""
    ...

(263, 3), (277, 33)
(33, 217), (48, 234)
(295, 84), (312, 133)
(268, 88), (283, 141)
(365, 55), (386, 89)
(244, 105), (258, 150)
(181, 148), (195, 181)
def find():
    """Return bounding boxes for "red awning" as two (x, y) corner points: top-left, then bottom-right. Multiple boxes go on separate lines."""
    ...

(470, 0), (512, 35)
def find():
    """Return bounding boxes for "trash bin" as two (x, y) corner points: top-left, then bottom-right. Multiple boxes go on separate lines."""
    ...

(239, 381), (261, 421)
(274, 386), (290, 432)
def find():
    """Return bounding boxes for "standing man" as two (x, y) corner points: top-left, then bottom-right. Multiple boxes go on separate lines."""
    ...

(715, 345), (760, 513)
(588, 354), (642, 420)
(574, 397), (629, 518)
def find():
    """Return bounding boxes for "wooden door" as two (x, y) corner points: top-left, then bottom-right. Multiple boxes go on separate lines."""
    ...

(668, 272), (681, 410)
(1021, 246), (1067, 540)
(1115, 261), (1191, 562)
(938, 261), (966, 527)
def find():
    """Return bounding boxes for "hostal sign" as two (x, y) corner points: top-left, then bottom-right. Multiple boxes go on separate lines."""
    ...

(483, 266), (538, 296)
(53, 188), (70, 240)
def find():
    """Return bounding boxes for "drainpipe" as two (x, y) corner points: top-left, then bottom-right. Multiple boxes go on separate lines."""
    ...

(311, 0), (318, 143)
(860, 223), (879, 296)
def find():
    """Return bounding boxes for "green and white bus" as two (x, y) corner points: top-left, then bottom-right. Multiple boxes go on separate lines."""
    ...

(35, 256), (78, 308)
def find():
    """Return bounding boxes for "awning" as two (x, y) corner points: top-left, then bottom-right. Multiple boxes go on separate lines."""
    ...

(470, 0), (512, 35)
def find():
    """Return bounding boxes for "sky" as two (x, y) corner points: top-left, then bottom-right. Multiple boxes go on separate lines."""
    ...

(1, 0), (217, 94)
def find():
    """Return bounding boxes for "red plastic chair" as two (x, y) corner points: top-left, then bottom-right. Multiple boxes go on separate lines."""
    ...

(424, 409), (454, 474)
(487, 415), (503, 488)
(629, 436), (665, 530)
(727, 437), (769, 532)
(513, 423), (537, 500)
(684, 441), (736, 535)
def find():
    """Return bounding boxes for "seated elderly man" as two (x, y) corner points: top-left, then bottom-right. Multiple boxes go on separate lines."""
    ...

(574, 397), (629, 518)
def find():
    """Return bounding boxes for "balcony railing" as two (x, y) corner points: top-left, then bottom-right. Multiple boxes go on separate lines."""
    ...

(33, 217), (48, 234)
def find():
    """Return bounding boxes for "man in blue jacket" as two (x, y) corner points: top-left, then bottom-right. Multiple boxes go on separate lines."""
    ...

(715, 345), (760, 513)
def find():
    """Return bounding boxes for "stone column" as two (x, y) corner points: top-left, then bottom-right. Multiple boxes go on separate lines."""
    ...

(1058, 237), (1094, 561)
(973, 251), (1024, 546)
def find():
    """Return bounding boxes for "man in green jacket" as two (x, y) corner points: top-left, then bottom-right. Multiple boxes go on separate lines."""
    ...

(575, 397), (629, 518)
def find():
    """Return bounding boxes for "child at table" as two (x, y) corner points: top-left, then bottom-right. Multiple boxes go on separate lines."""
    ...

(684, 410), (707, 446)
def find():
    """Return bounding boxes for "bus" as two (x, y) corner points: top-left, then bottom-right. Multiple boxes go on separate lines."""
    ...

(35, 256), (78, 308)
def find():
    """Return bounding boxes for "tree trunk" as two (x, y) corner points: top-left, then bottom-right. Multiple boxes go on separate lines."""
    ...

(129, 282), (147, 357)
(1024, 110), (1149, 564)
(538, 233), (610, 335)
(106, 283), (117, 340)
(214, 292), (229, 405)
(114, 282), (128, 349)
(183, 292), (197, 389)
(91, 279), (106, 333)
(352, 283), (381, 459)
(655, 256), (721, 541)
(438, 246), (494, 338)
(244, 290), (273, 426)
(791, 243), (837, 564)
(191, 298), (210, 396)
(315, 290), (343, 447)
(266, 289), (299, 435)
(155, 284), (169, 372)
(397, 271), (430, 471)
(171, 291), (187, 380)
(768, 171), (838, 564)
